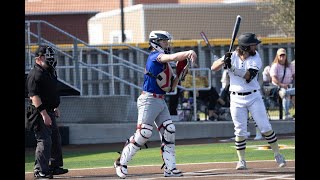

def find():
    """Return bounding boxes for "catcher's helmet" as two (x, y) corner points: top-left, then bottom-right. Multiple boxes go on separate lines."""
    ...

(149, 31), (172, 54)
(238, 32), (261, 51)
(35, 45), (57, 68)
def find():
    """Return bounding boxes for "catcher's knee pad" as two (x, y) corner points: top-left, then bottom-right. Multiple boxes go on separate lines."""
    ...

(120, 124), (153, 165)
(135, 124), (153, 146)
(161, 120), (176, 144)
(263, 130), (278, 144)
(235, 136), (246, 150)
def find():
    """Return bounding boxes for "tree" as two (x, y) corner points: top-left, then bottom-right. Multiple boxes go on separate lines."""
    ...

(257, 0), (295, 37)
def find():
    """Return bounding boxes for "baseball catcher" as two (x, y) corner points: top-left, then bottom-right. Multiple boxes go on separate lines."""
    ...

(114, 30), (197, 179)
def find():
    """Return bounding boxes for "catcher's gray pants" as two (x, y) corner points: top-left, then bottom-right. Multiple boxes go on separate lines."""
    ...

(137, 92), (171, 127)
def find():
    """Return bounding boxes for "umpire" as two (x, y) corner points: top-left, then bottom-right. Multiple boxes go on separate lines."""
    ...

(26, 45), (68, 179)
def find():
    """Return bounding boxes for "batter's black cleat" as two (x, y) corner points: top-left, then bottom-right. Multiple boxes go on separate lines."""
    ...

(34, 171), (53, 179)
(50, 167), (69, 175)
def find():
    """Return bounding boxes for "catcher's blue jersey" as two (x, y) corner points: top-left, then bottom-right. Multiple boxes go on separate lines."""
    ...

(143, 51), (166, 94)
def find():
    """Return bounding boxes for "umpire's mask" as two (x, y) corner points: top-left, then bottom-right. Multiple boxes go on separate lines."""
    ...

(44, 46), (57, 68)
(35, 45), (57, 69)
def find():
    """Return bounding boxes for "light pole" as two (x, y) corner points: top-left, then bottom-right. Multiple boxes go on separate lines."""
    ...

(120, 0), (126, 43)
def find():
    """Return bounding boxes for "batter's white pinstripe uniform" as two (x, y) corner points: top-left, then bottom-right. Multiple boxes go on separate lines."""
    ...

(211, 32), (286, 170)
(228, 51), (272, 137)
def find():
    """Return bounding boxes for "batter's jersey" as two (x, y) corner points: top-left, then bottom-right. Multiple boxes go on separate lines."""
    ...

(143, 51), (166, 94)
(227, 51), (262, 92)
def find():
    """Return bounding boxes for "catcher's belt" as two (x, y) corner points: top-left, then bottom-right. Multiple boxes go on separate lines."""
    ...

(141, 91), (165, 99)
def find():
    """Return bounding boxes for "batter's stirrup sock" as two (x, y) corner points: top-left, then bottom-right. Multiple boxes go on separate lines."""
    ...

(161, 163), (165, 169)
(264, 130), (280, 154)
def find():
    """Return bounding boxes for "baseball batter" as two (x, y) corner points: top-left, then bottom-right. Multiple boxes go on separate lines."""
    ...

(114, 30), (197, 179)
(211, 32), (286, 170)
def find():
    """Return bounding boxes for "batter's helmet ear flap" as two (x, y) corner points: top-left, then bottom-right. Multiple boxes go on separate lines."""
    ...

(239, 45), (250, 51)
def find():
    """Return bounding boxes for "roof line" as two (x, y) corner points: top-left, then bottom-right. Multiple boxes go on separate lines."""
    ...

(25, 11), (99, 16)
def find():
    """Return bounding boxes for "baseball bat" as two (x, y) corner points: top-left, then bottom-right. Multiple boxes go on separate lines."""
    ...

(228, 15), (242, 53)
(200, 31), (219, 60)
(224, 15), (242, 69)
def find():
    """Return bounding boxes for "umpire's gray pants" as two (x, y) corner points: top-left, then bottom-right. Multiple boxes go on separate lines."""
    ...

(34, 111), (63, 173)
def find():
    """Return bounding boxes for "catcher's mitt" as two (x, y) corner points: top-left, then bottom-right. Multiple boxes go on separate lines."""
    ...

(176, 59), (190, 82)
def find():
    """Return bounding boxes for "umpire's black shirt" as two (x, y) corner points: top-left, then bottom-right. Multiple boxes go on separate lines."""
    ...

(27, 64), (60, 110)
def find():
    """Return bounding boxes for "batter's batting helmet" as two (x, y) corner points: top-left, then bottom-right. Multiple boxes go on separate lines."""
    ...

(35, 45), (57, 68)
(238, 32), (261, 51)
(149, 31), (172, 54)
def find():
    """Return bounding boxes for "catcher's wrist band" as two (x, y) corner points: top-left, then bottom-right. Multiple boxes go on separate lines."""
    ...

(36, 104), (46, 112)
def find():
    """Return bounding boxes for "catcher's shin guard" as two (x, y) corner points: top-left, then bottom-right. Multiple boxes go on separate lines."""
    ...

(119, 124), (153, 165)
(159, 120), (177, 171)
(161, 144), (177, 170)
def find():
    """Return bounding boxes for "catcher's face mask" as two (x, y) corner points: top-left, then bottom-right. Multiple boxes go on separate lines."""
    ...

(158, 39), (172, 54)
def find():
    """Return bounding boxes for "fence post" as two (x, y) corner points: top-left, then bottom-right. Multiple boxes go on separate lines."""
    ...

(278, 96), (283, 119)
(73, 40), (80, 90)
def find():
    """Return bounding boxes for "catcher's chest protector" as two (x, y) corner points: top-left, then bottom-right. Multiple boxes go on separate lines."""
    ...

(156, 63), (175, 92)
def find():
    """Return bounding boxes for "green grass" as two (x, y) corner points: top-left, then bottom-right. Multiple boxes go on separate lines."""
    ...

(25, 138), (295, 172)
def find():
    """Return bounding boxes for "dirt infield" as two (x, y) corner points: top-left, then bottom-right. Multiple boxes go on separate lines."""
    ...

(25, 135), (295, 179)
(25, 160), (295, 179)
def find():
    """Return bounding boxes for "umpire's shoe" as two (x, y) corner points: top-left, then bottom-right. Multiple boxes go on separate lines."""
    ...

(34, 171), (53, 179)
(164, 166), (183, 177)
(114, 158), (128, 179)
(50, 167), (69, 175)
